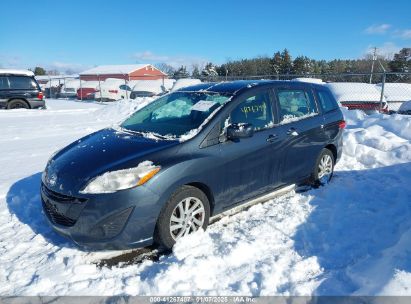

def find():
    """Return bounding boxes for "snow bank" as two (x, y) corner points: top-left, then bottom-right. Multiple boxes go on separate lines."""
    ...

(326, 82), (385, 103)
(1, 100), (411, 296)
(132, 80), (167, 95)
(171, 78), (202, 91)
(95, 97), (154, 124)
(376, 83), (411, 102)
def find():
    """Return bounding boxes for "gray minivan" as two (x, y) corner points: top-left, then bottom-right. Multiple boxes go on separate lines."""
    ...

(41, 80), (345, 250)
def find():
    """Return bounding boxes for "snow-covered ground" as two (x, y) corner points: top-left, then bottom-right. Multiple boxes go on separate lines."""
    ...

(0, 99), (411, 296)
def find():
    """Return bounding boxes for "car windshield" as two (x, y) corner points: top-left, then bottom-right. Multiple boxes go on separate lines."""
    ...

(121, 91), (231, 139)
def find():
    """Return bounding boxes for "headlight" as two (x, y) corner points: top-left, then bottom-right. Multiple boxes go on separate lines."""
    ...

(80, 161), (161, 194)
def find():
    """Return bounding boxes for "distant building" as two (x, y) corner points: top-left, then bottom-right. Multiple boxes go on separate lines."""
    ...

(79, 64), (167, 81)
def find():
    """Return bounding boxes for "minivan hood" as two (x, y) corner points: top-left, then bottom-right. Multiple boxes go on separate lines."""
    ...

(43, 128), (179, 195)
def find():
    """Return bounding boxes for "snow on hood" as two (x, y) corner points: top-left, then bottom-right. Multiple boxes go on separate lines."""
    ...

(95, 97), (155, 125)
(80, 80), (100, 89)
(45, 127), (177, 194)
(131, 79), (176, 93)
(131, 80), (165, 94)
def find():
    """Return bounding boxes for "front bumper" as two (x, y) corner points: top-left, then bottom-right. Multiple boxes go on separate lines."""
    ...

(41, 183), (161, 250)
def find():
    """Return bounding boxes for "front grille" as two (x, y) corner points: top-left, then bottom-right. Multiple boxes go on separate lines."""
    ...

(42, 200), (76, 226)
(41, 184), (86, 203)
(41, 184), (87, 227)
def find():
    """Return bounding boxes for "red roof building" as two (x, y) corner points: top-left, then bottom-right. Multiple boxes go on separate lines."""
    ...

(79, 64), (167, 81)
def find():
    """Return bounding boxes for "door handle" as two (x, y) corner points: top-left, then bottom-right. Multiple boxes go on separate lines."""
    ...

(266, 134), (277, 143)
(287, 128), (299, 136)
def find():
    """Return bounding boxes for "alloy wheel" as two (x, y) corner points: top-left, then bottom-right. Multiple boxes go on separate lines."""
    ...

(169, 197), (205, 240)
(318, 154), (333, 184)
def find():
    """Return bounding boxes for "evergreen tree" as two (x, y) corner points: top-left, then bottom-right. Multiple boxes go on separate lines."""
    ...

(173, 66), (190, 79)
(389, 48), (411, 73)
(201, 62), (218, 77)
(292, 56), (312, 74)
(280, 49), (293, 74)
(34, 66), (46, 76)
(191, 65), (201, 78)
(271, 51), (282, 74)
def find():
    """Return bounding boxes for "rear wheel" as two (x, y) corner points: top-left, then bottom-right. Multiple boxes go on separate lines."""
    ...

(7, 99), (29, 109)
(312, 148), (335, 186)
(154, 185), (210, 250)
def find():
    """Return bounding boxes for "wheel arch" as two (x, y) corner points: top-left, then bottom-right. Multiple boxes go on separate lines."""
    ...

(185, 182), (215, 215)
(324, 143), (337, 162)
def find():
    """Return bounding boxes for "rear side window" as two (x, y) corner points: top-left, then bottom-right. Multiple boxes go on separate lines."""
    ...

(316, 90), (339, 113)
(276, 89), (318, 123)
(230, 91), (274, 130)
(0, 76), (9, 89)
(8, 76), (38, 90)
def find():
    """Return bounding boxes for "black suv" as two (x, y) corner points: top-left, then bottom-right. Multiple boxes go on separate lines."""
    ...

(0, 70), (45, 109)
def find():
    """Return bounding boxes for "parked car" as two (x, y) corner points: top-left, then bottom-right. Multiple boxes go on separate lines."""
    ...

(0, 69), (45, 109)
(130, 79), (175, 99)
(398, 100), (411, 114)
(326, 82), (388, 113)
(77, 81), (99, 100)
(60, 79), (82, 99)
(41, 80), (344, 250)
(94, 78), (132, 101)
(36, 76), (63, 98)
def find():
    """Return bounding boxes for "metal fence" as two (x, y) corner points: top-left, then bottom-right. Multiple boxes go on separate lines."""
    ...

(36, 72), (411, 112)
(201, 72), (411, 112)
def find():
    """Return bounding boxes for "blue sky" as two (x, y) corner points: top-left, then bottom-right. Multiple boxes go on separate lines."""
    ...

(0, 0), (410, 73)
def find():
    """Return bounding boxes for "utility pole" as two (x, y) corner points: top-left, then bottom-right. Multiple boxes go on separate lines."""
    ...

(377, 58), (387, 112)
(369, 47), (377, 84)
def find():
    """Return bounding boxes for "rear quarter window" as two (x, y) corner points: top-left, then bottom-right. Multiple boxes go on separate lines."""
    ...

(316, 90), (339, 113)
(276, 89), (318, 123)
(0, 76), (9, 89)
(7, 76), (38, 90)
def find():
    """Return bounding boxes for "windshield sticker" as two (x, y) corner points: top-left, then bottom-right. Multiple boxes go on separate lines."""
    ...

(191, 100), (216, 112)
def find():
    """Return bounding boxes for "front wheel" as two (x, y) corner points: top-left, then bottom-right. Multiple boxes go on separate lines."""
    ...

(154, 185), (210, 250)
(312, 148), (335, 186)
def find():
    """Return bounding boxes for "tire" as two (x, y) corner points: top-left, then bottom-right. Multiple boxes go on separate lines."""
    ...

(154, 185), (210, 250)
(7, 99), (29, 109)
(312, 148), (335, 187)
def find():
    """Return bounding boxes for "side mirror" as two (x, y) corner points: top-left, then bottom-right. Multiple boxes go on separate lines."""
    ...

(226, 123), (254, 140)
